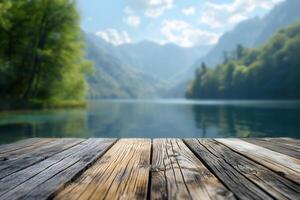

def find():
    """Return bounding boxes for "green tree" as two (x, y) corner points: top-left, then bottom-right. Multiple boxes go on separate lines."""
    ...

(0, 0), (92, 103)
(236, 44), (245, 59)
(186, 62), (208, 98)
(223, 51), (229, 64)
(222, 62), (235, 97)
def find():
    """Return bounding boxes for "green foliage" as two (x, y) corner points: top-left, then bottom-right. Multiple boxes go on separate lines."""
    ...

(186, 21), (300, 99)
(0, 0), (92, 103)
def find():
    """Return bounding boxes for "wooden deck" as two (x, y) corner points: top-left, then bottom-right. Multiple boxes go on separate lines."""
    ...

(0, 138), (299, 200)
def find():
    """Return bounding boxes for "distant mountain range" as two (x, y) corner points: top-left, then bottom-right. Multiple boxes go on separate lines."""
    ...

(84, 33), (212, 98)
(86, 34), (212, 80)
(117, 42), (212, 81)
(84, 0), (300, 99)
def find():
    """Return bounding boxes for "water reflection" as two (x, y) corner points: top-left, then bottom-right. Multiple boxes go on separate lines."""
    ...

(0, 100), (299, 144)
(192, 103), (300, 138)
(0, 109), (89, 144)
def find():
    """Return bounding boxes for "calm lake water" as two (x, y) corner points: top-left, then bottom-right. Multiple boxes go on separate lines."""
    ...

(1, 100), (300, 144)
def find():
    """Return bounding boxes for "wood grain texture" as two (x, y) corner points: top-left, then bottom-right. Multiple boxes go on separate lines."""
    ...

(0, 138), (57, 160)
(185, 139), (300, 200)
(0, 138), (299, 200)
(267, 138), (300, 148)
(0, 139), (116, 200)
(244, 138), (300, 159)
(217, 138), (300, 184)
(0, 138), (43, 154)
(259, 138), (300, 151)
(54, 139), (151, 200)
(0, 138), (83, 179)
(151, 139), (235, 200)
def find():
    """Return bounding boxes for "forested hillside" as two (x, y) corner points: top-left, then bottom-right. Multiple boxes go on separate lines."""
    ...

(169, 0), (300, 97)
(84, 34), (162, 98)
(0, 0), (91, 105)
(186, 21), (300, 99)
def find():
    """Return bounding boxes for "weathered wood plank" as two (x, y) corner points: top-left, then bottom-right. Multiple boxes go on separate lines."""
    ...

(185, 139), (271, 200)
(151, 139), (235, 200)
(0, 138), (116, 200)
(260, 138), (300, 151)
(54, 139), (151, 200)
(0, 138), (84, 179)
(244, 138), (300, 159)
(217, 138), (300, 184)
(269, 138), (300, 148)
(0, 138), (42, 154)
(0, 138), (57, 160)
(185, 139), (300, 200)
(0, 137), (299, 200)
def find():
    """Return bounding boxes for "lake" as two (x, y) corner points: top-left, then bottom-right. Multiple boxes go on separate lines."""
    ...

(0, 100), (300, 144)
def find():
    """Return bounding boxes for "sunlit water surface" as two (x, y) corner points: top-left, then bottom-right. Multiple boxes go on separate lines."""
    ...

(1, 100), (300, 144)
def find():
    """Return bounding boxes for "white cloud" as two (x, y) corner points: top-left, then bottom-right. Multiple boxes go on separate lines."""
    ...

(160, 20), (220, 47)
(123, 6), (141, 28)
(200, 0), (283, 28)
(126, 0), (174, 18)
(181, 7), (196, 16)
(228, 14), (247, 24)
(145, 0), (173, 18)
(123, 6), (134, 15)
(200, 11), (224, 28)
(95, 29), (132, 46)
(123, 16), (141, 28)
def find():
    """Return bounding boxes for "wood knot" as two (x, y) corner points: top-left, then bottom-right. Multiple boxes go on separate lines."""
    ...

(276, 171), (285, 177)
(0, 157), (8, 161)
(237, 165), (257, 174)
(216, 189), (233, 198)
(151, 165), (164, 172)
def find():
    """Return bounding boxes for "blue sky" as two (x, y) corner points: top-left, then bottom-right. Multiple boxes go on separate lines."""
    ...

(77, 0), (283, 47)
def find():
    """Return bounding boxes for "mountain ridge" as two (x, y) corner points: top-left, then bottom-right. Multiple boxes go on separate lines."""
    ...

(84, 33), (163, 99)
(168, 0), (300, 97)
(196, 0), (300, 69)
(84, 32), (212, 98)
(87, 35), (213, 80)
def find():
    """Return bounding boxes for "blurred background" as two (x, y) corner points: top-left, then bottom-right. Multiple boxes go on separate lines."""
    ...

(0, 0), (300, 143)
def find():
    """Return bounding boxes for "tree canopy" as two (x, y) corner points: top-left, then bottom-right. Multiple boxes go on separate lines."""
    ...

(186, 21), (300, 100)
(0, 0), (92, 103)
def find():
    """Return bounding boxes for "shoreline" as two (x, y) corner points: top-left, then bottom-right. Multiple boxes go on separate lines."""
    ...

(0, 99), (87, 112)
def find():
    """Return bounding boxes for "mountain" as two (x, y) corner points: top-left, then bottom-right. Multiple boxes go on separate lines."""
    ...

(84, 32), (212, 98)
(84, 33), (163, 99)
(200, 18), (262, 68)
(117, 41), (212, 81)
(85, 34), (212, 81)
(198, 0), (300, 68)
(168, 0), (300, 97)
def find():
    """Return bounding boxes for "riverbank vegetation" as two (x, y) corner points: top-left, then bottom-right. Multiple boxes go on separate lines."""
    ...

(0, 0), (92, 108)
(186, 21), (300, 100)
